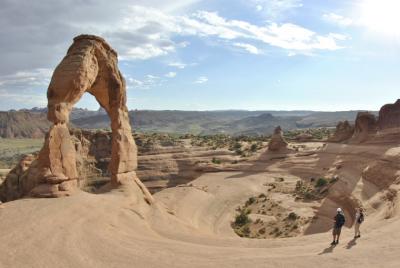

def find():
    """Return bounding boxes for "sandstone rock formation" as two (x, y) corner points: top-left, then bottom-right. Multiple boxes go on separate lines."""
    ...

(1, 35), (153, 202)
(378, 99), (400, 130)
(0, 154), (36, 201)
(362, 147), (400, 190)
(295, 133), (313, 142)
(329, 120), (354, 142)
(268, 126), (288, 151)
(352, 112), (378, 143)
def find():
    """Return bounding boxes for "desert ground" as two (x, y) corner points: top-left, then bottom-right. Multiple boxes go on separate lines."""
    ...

(1, 133), (399, 268)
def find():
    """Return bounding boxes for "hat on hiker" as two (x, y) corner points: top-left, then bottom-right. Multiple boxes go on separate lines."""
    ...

(337, 208), (342, 212)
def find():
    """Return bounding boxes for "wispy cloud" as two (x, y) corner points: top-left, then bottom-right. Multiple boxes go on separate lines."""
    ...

(194, 76), (208, 84)
(0, 68), (52, 88)
(112, 6), (346, 60)
(0, 89), (46, 108)
(126, 74), (163, 89)
(323, 13), (353, 27)
(234, 43), (261, 54)
(251, 0), (303, 19)
(168, 62), (187, 69)
(165, 72), (177, 78)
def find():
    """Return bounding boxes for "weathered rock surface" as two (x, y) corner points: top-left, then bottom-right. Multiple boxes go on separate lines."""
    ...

(351, 112), (378, 143)
(295, 133), (313, 142)
(268, 126), (288, 151)
(329, 120), (354, 142)
(0, 154), (36, 201)
(362, 147), (400, 189)
(378, 99), (400, 130)
(0, 35), (152, 202)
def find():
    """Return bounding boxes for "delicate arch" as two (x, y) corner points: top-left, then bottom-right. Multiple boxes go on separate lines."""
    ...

(30, 35), (152, 202)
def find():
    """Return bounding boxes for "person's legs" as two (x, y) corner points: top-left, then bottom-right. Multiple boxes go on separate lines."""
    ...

(336, 228), (341, 244)
(354, 223), (360, 238)
(332, 229), (337, 244)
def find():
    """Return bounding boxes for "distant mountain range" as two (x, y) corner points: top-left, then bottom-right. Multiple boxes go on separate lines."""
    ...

(0, 107), (378, 138)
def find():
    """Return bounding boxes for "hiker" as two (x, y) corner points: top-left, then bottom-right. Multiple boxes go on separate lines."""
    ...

(331, 208), (345, 245)
(354, 207), (364, 238)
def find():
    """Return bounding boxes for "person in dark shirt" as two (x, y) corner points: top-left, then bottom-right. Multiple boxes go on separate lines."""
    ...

(331, 208), (346, 245)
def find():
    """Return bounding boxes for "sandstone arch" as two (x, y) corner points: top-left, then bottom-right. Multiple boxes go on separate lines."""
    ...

(29, 35), (152, 201)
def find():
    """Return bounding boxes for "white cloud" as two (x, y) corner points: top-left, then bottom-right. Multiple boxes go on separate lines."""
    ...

(165, 72), (177, 78)
(0, 89), (46, 108)
(323, 13), (353, 27)
(194, 76), (208, 84)
(127, 78), (144, 87)
(234, 43), (261, 54)
(168, 62), (187, 69)
(252, 0), (303, 19)
(115, 7), (345, 59)
(179, 10), (346, 52)
(125, 44), (176, 60)
(0, 68), (52, 88)
(1, 3), (346, 67)
(126, 74), (162, 89)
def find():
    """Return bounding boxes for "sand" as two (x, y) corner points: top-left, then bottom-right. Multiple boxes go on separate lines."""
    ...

(0, 141), (399, 268)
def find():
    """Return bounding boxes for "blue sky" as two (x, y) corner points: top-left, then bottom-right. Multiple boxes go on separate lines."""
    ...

(0, 0), (399, 111)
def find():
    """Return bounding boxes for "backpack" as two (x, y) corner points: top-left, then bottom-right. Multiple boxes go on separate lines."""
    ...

(336, 213), (345, 228)
(357, 212), (364, 224)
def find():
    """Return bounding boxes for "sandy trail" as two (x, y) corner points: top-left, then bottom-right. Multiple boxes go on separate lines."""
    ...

(0, 142), (399, 267)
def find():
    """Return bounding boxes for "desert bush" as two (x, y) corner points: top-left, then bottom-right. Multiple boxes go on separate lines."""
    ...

(234, 211), (251, 227)
(287, 212), (298, 221)
(211, 157), (221, 164)
(315, 178), (328, 187)
(245, 197), (256, 206)
(250, 143), (258, 152)
(242, 226), (251, 236)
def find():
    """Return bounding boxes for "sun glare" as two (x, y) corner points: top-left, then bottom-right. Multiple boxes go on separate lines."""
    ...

(361, 0), (400, 37)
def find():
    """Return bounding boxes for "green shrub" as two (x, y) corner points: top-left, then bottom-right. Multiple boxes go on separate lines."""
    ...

(250, 143), (258, 152)
(234, 211), (251, 227)
(245, 197), (256, 206)
(211, 157), (221, 164)
(315, 178), (328, 188)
